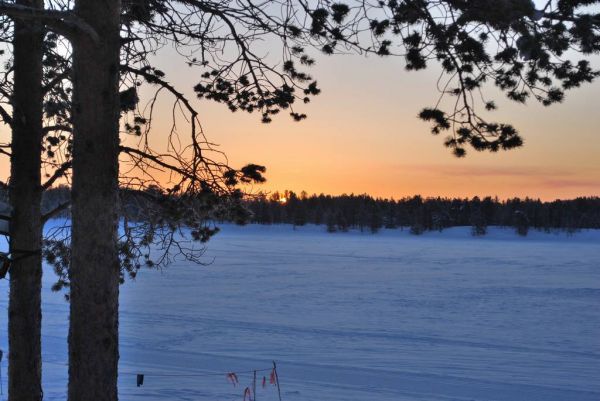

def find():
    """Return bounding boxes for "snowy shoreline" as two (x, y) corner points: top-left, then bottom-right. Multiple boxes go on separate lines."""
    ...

(210, 222), (600, 242)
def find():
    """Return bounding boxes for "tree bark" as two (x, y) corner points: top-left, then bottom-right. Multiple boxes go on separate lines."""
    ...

(8, 0), (44, 400)
(68, 0), (121, 400)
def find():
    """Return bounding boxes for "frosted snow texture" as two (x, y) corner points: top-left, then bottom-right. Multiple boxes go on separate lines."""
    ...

(1, 223), (599, 401)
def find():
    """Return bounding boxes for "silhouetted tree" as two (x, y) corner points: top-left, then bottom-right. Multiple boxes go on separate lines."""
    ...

(513, 210), (530, 236)
(369, 205), (384, 233)
(326, 212), (337, 233)
(5, 1), (44, 399)
(243, 192), (599, 233)
(470, 197), (488, 236)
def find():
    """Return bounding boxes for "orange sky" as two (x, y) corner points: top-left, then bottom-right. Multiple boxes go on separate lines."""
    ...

(134, 49), (599, 201)
(1, 48), (598, 201)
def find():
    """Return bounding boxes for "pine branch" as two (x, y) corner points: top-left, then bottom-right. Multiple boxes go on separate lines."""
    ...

(42, 161), (71, 190)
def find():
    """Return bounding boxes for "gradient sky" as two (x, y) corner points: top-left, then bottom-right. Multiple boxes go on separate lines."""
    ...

(137, 46), (599, 201)
(1, 43), (598, 201)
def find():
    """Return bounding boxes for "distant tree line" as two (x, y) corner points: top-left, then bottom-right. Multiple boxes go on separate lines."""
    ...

(5, 186), (597, 238)
(244, 191), (600, 236)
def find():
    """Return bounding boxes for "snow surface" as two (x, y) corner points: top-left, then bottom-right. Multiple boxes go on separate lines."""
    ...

(1, 223), (599, 401)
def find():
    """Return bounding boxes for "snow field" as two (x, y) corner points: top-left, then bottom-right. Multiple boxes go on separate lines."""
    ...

(1, 223), (599, 400)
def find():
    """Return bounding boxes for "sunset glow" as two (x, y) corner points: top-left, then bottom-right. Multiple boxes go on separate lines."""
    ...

(1, 51), (598, 201)
(124, 50), (599, 201)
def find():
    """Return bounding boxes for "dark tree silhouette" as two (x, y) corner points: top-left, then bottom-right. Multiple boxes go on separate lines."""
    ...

(5, 1), (44, 400)
(470, 197), (488, 236)
(0, 2), (267, 399)
(245, 191), (600, 233)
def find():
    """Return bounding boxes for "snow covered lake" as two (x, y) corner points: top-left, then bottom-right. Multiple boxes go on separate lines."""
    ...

(1, 224), (599, 401)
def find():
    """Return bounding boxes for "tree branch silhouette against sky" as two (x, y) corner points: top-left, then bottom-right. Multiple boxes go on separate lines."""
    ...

(137, 48), (597, 200)
(0, 0), (598, 200)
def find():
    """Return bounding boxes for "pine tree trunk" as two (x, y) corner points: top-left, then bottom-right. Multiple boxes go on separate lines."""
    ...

(68, 0), (121, 400)
(8, 0), (44, 399)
